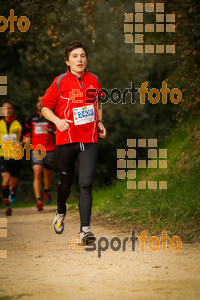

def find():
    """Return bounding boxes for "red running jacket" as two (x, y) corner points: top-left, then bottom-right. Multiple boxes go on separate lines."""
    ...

(24, 111), (56, 151)
(42, 69), (103, 145)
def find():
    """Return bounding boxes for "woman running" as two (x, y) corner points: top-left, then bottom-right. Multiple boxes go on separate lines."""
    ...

(41, 41), (106, 244)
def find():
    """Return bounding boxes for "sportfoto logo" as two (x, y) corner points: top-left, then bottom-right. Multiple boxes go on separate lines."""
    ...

(0, 9), (30, 33)
(117, 138), (168, 190)
(0, 76), (7, 96)
(0, 218), (7, 259)
(52, 82), (182, 106)
(85, 81), (182, 105)
(69, 237), (85, 252)
(69, 230), (182, 258)
(124, 2), (176, 54)
(2, 138), (46, 160)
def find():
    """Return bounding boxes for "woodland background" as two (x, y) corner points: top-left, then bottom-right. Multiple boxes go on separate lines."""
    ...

(0, 0), (199, 204)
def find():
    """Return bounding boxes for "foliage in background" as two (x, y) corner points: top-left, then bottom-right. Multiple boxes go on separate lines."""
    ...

(0, 0), (199, 192)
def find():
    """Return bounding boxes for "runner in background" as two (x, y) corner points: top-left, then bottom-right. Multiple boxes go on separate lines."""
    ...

(41, 40), (106, 244)
(0, 100), (23, 216)
(23, 96), (56, 211)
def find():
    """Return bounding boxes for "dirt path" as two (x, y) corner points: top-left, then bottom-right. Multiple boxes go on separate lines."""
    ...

(0, 207), (200, 300)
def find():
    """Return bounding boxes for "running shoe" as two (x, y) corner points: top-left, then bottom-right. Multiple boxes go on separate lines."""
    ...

(5, 207), (12, 216)
(79, 226), (96, 245)
(43, 189), (51, 204)
(53, 211), (65, 234)
(9, 192), (16, 204)
(36, 200), (43, 211)
(43, 188), (51, 204)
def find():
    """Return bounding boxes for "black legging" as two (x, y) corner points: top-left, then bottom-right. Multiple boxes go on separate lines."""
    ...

(56, 142), (97, 230)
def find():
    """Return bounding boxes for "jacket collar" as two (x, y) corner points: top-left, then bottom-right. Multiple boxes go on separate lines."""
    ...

(3, 115), (16, 123)
(67, 68), (88, 80)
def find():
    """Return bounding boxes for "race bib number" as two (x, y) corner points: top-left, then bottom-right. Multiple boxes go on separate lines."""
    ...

(2, 134), (17, 142)
(35, 125), (48, 134)
(73, 105), (95, 126)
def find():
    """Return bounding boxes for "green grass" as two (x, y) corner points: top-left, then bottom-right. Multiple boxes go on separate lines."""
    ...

(92, 116), (200, 236)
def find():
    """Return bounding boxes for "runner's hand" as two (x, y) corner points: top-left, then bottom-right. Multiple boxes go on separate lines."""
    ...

(22, 136), (27, 144)
(55, 119), (73, 132)
(97, 122), (106, 138)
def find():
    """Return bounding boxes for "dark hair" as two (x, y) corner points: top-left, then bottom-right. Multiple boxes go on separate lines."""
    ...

(64, 41), (88, 61)
(1, 99), (15, 108)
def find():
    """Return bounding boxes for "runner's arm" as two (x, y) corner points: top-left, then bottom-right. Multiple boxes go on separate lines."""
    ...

(41, 107), (73, 132)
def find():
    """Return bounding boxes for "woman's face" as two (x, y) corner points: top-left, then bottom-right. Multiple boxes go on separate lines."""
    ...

(65, 47), (87, 77)
(2, 102), (14, 118)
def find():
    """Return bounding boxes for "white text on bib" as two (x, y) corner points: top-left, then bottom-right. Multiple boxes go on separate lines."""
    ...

(73, 105), (95, 126)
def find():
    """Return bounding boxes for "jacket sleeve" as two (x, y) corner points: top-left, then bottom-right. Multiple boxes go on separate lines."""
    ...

(42, 78), (59, 110)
